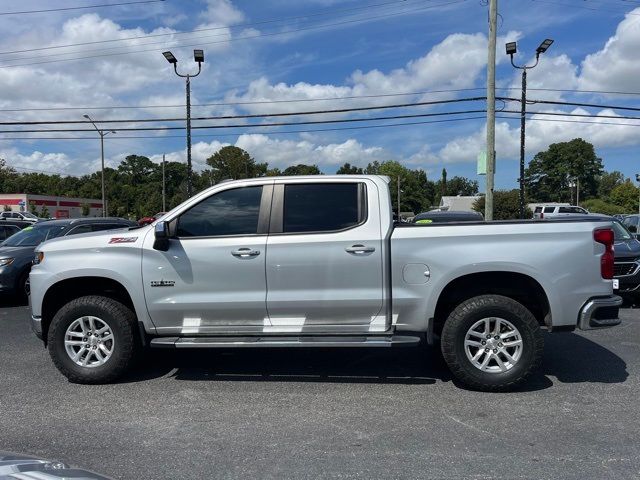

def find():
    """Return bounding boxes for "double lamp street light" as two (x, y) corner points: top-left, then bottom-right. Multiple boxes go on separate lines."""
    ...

(162, 49), (204, 198)
(506, 38), (554, 219)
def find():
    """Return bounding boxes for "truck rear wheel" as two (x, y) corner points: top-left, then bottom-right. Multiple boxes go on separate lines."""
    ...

(440, 294), (543, 392)
(47, 295), (139, 384)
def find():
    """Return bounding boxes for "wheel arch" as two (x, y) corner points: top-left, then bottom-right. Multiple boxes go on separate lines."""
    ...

(432, 271), (551, 338)
(41, 276), (137, 346)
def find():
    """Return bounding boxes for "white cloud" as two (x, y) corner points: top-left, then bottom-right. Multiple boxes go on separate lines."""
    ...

(227, 31), (522, 114)
(200, 0), (245, 25)
(437, 108), (640, 165)
(0, 148), (74, 175)
(579, 7), (640, 92)
(149, 134), (391, 171)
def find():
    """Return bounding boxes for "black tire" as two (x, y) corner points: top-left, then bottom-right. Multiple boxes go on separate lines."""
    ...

(17, 269), (30, 301)
(47, 295), (139, 384)
(441, 294), (543, 392)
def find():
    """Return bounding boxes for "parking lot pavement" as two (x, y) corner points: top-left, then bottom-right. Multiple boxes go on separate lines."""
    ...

(0, 304), (639, 480)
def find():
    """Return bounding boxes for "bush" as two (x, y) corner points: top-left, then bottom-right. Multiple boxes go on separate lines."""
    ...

(580, 198), (626, 215)
(473, 190), (532, 220)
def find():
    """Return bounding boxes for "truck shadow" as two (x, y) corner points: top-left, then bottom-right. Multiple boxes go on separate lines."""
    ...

(122, 331), (628, 390)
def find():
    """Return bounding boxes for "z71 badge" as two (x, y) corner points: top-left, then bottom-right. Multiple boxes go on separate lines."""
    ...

(109, 237), (138, 244)
(150, 280), (175, 287)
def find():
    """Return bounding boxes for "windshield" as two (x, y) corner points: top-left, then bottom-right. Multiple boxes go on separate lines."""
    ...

(612, 221), (632, 241)
(22, 212), (39, 219)
(1, 224), (67, 247)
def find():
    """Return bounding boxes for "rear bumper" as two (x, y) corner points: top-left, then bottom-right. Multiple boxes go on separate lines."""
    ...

(578, 295), (623, 330)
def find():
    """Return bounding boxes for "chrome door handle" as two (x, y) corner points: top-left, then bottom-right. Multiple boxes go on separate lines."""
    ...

(231, 248), (261, 258)
(345, 244), (375, 254)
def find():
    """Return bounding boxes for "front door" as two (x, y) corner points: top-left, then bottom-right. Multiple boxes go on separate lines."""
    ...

(265, 180), (385, 332)
(142, 184), (271, 334)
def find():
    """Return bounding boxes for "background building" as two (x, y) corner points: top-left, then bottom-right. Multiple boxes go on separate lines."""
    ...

(0, 194), (103, 218)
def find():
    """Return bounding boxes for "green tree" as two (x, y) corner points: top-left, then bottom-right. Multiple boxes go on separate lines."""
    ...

(597, 171), (625, 201)
(524, 138), (604, 202)
(282, 164), (322, 176)
(206, 146), (267, 182)
(610, 180), (640, 213)
(40, 206), (49, 218)
(2, 205), (10, 212)
(336, 162), (363, 174)
(473, 190), (529, 220)
(81, 203), (90, 216)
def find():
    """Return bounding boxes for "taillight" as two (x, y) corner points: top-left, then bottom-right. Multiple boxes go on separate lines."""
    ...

(540, 212), (543, 219)
(594, 228), (614, 279)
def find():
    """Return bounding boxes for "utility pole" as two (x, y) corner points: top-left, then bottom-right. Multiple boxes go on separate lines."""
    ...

(162, 154), (166, 212)
(506, 38), (554, 218)
(485, 0), (497, 221)
(576, 177), (580, 206)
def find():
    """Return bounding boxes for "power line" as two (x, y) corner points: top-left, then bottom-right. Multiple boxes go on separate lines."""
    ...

(5, 96), (640, 126)
(0, 0), (165, 16)
(529, 0), (640, 15)
(0, 88), (486, 113)
(0, 108), (488, 134)
(5, 1), (432, 63)
(497, 115), (640, 127)
(0, 0), (466, 68)
(0, 97), (487, 125)
(3, 85), (640, 115)
(0, 0), (423, 56)
(0, 115), (490, 141)
(524, 98), (640, 112)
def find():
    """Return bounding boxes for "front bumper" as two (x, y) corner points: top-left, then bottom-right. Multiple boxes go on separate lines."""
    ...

(30, 314), (43, 340)
(578, 295), (623, 330)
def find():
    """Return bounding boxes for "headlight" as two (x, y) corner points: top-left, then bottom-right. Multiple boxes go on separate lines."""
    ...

(0, 257), (14, 267)
(33, 252), (44, 265)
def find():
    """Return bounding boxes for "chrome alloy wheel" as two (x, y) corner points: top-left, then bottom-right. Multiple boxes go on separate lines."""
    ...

(64, 316), (115, 368)
(464, 317), (523, 373)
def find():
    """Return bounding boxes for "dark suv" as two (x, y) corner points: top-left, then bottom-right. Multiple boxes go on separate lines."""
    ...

(623, 214), (639, 239)
(0, 217), (136, 298)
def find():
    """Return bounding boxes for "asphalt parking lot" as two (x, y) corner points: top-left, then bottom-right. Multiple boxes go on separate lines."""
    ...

(1, 302), (639, 480)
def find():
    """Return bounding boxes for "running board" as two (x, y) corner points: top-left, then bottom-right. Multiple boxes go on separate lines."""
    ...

(149, 335), (421, 349)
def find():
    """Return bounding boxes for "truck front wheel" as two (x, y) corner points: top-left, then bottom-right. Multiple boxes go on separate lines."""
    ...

(47, 295), (139, 384)
(441, 294), (543, 392)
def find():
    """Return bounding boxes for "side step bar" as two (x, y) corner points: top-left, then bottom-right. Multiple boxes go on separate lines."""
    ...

(150, 335), (421, 349)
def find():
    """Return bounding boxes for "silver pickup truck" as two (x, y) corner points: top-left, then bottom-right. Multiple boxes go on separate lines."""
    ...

(29, 175), (621, 391)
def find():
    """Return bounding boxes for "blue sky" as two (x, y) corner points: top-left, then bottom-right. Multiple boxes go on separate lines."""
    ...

(0, 0), (639, 191)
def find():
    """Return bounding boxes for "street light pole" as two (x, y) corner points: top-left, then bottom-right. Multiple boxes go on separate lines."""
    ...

(162, 154), (166, 212)
(506, 38), (554, 219)
(83, 114), (116, 217)
(163, 50), (204, 198)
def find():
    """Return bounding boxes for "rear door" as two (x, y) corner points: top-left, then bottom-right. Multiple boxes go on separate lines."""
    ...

(265, 180), (385, 332)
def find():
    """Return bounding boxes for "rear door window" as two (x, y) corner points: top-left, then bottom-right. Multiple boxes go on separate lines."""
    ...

(543, 207), (555, 213)
(282, 183), (363, 233)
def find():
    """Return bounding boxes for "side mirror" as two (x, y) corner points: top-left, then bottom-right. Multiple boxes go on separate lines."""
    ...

(153, 221), (170, 251)
(628, 224), (637, 233)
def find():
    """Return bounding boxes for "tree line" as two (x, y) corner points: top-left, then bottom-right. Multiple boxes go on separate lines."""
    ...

(0, 146), (477, 219)
(0, 138), (636, 219)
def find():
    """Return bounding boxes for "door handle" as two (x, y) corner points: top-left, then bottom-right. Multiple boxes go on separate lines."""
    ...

(231, 248), (261, 258)
(345, 244), (375, 254)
